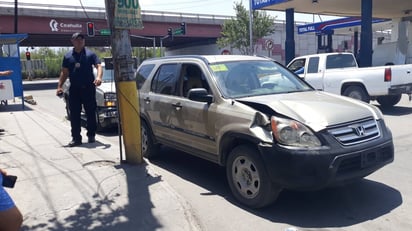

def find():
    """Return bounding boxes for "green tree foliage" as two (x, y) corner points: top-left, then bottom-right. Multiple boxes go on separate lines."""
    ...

(20, 47), (70, 78)
(19, 46), (159, 79)
(132, 47), (158, 62)
(217, 2), (276, 55)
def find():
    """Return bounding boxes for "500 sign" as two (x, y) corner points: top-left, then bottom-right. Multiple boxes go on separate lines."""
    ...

(114, 0), (143, 29)
(117, 0), (139, 9)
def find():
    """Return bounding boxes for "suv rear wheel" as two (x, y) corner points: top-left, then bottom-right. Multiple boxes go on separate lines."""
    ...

(226, 145), (282, 208)
(141, 121), (160, 158)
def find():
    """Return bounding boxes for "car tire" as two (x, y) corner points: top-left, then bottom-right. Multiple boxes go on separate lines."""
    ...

(141, 120), (160, 159)
(95, 110), (104, 132)
(377, 94), (402, 108)
(226, 145), (282, 209)
(343, 85), (370, 103)
(65, 97), (71, 120)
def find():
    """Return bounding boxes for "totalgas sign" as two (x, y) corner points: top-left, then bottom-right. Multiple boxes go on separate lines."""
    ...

(252, 0), (289, 10)
(298, 25), (316, 34)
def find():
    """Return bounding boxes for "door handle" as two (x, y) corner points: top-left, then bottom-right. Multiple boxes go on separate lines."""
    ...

(143, 97), (151, 104)
(172, 102), (182, 110)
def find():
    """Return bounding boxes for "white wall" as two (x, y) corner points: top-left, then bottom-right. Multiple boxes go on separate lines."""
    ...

(165, 21), (390, 65)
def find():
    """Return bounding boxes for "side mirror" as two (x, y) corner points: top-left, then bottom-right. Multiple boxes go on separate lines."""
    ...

(187, 88), (213, 104)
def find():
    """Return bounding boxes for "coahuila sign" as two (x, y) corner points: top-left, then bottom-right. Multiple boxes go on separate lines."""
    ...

(49, 19), (82, 33)
(114, 0), (143, 29)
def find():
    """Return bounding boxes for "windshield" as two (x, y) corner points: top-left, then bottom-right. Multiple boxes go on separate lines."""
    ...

(94, 64), (115, 82)
(102, 68), (114, 82)
(209, 60), (313, 98)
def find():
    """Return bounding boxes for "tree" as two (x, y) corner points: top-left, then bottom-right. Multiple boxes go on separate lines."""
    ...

(217, 2), (276, 55)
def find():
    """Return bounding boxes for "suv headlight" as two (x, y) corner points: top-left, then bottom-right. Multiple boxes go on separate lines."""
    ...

(104, 93), (117, 107)
(271, 116), (321, 147)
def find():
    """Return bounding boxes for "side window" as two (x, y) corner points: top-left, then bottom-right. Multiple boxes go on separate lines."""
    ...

(181, 64), (210, 97)
(151, 64), (179, 95)
(136, 64), (155, 89)
(326, 55), (339, 69)
(288, 59), (305, 72)
(326, 54), (356, 69)
(307, 57), (319, 73)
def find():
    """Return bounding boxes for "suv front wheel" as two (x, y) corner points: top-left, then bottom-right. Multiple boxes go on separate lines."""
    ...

(226, 145), (282, 208)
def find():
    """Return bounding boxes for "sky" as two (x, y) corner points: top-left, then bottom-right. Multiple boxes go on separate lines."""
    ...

(4, 0), (340, 22)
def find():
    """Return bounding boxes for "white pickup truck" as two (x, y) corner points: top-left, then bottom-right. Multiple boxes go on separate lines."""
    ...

(287, 52), (412, 108)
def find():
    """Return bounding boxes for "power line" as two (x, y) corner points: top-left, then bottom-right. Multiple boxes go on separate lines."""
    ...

(78, 0), (91, 21)
(143, 0), (231, 13)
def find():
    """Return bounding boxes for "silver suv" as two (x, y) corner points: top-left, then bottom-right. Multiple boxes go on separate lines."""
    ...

(137, 55), (394, 208)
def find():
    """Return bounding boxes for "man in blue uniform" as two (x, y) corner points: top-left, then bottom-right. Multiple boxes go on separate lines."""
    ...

(56, 32), (102, 147)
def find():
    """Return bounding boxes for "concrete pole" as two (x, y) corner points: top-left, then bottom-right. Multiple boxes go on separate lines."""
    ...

(14, 0), (18, 33)
(105, 0), (142, 164)
(359, 0), (373, 67)
(249, 0), (254, 55)
(285, 8), (295, 64)
(26, 60), (32, 81)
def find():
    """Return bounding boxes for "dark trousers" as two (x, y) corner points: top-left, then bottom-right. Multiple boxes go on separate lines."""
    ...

(69, 86), (97, 141)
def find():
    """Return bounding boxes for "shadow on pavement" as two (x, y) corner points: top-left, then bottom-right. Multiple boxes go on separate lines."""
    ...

(0, 103), (30, 112)
(23, 79), (58, 91)
(151, 146), (402, 229)
(21, 162), (163, 231)
(253, 180), (402, 228)
(378, 105), (412, 116)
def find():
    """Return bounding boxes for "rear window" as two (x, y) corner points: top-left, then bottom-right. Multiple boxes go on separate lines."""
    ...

(326, 54), (357, 69)
(136, 64), (155, 89)
(151, 64), (179, 95)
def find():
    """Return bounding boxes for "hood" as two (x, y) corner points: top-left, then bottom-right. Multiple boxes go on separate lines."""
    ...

(237, 91), (380, 131)
(97, 81), (116, 93)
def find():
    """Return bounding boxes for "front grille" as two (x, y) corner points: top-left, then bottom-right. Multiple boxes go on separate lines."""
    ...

(328, 117), (380, 145)
(335, 146), (393, 176)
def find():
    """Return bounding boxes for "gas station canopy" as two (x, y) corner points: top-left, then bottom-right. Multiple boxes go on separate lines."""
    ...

(252, 0), (412, 20)
(296, 16), (390, 34)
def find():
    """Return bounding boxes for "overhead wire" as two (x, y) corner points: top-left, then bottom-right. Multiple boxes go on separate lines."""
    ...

(78, 0), (92, 24)
(142, 0), (230, 13)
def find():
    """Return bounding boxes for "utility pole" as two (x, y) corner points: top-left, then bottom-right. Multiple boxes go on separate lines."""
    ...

(14, 0), (18, 33)
(105, 0), (143, 164)
(159, 35), (170, 57)
(249, 0), (254, 55)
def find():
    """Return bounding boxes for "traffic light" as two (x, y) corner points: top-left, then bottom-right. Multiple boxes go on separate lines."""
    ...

(25, 51), (31, 61)
(180, 22), (186, 35)
(87, 22), (95, 37)
(167, 27), (172, 36)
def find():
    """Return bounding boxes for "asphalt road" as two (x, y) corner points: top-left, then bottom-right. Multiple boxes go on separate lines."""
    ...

(24, 80), (412, 231)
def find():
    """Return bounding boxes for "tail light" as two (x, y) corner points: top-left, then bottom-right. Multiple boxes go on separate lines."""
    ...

(384, 68), (392, 82)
